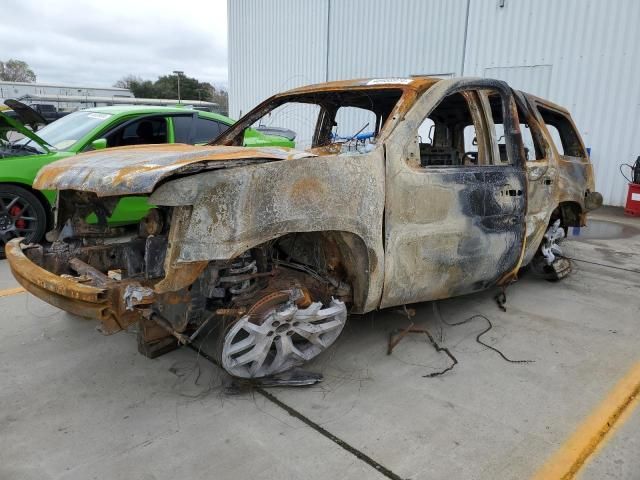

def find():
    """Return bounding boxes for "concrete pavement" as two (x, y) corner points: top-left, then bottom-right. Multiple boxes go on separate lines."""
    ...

(0, 208), (639, 479)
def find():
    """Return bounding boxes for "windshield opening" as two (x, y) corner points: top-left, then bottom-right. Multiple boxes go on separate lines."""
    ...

(212, 88), (404, 155)
(13, 111), (112, 152)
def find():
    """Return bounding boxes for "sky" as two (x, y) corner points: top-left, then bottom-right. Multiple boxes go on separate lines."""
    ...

(0, 0), (228, 87)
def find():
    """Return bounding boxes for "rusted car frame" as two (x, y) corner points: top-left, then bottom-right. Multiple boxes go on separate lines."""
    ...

(6, 77), (601, 378)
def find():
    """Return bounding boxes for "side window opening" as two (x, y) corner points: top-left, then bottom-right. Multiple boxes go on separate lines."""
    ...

(332, 106), (377, 152)
(463, 124), (480, 161)
(172, 116), (193, 143)
(193, 117), (226, 144)
(415, 91), (488, 167)
(250, 102), (321, 150)
(488, 122), (542, 162)
(488, 95), (546, 162)
(124, 118), (166, 145)
(520, 123), (543, 161)
(106, 116), (168, 147)
(544, 124), (564, 155)
(482, 91), (517, 165)
(537, 106), (585, 157)
(418, 118), (435, 145)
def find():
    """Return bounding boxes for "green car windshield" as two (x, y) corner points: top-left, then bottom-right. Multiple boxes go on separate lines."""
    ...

(14, 111), (113, 153)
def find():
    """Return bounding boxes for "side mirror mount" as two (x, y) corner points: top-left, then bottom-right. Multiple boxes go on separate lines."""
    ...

(91, 138), (107, 150)
(526, 163), (547, 182)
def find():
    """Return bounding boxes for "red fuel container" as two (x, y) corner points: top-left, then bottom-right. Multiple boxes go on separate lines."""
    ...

(625, 183), (640, 216)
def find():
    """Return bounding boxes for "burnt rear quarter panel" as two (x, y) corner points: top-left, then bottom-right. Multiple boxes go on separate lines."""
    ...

(530, 98), (595, 212)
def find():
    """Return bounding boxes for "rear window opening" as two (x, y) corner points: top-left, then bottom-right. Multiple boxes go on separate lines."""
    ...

(537, 105), (586, 158)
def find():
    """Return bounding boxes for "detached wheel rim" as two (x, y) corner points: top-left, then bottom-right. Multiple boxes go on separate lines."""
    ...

(0, 193), (39, 247)
(222, 295), (347, 378)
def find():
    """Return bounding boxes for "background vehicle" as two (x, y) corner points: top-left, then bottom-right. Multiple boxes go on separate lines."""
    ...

(0, 101), (295, 253)
(28, 104), (68, 123)
(1, 99), (48, 131)
(6, 77), (602, 379)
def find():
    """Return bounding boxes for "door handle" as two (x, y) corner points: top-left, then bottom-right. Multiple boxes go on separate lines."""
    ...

(499, 187), (523, 197)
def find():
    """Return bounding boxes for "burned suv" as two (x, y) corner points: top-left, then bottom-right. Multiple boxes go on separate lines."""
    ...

(6, 77), (602, 378)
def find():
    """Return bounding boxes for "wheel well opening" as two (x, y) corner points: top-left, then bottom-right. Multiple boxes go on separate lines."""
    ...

(550, 201), (584, 230)
(269, 231), (370, 311)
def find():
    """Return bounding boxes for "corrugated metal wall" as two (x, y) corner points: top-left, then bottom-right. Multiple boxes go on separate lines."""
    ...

(228, 0), (329, 119)
(326, 0), (470, 136)
(326, 0), (468, 80)
(228, 0), (468, 118)
(229, 0), (640, 205)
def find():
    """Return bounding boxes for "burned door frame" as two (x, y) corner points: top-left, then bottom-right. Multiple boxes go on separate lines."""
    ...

(514, 92), (560, 265)
(380, 78), (527, 308)
(529, 99), (594, 216)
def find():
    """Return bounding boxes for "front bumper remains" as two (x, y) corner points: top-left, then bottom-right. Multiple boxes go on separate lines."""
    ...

(5, 238), (149, 334)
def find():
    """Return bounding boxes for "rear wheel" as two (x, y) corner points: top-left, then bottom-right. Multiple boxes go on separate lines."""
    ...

(0, 185), (48, 258)
(530, 219), (572, 281)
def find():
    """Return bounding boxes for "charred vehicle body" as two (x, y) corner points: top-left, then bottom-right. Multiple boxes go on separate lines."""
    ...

(6, 77), (602, 378)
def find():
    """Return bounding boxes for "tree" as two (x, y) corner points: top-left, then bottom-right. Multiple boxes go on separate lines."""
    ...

(113, 72), (229, 114)
(0, 59), (36, 82)
(113, 75), (157, 98)
(113, 74), (143, 90)
(209, 85), (229, 115)
(153, 74), (214, 102)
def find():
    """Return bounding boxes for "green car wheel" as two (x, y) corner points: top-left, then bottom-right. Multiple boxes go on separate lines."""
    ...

(0, 184), (48, 258)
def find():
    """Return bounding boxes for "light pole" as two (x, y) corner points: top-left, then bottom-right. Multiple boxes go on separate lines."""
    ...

(172, 70), (184, 103)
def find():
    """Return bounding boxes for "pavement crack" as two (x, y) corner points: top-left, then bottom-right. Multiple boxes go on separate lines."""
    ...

(256, 387), (405, 480)
(188, 344), (405, 480)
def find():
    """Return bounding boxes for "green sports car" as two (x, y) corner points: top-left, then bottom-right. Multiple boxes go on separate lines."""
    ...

(0, 101), (294, 252)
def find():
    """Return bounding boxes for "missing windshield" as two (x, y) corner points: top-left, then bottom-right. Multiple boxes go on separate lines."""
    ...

(215, 89), (404, 155)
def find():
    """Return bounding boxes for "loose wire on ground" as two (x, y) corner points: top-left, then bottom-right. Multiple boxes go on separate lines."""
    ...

(432, 300), (534, 365)
(388, 298), (534, 377)
(420, 328), (459, 378)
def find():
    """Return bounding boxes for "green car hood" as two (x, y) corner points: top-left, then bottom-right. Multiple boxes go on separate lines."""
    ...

(33, 143), (315, 197)
(0, 108), (50, 153)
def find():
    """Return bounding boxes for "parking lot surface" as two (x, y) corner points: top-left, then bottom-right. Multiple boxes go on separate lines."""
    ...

(1, 207), (639, 480)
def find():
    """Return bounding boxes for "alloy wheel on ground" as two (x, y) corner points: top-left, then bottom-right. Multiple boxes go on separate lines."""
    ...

(221, 289), (347, 378)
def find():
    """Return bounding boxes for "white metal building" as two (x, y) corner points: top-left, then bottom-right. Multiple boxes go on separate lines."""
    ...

(0, 81), (133, 110)
(228, 0), (640, 206)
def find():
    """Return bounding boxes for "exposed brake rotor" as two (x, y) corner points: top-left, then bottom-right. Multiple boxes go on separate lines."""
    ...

(245, 288), (312, 319)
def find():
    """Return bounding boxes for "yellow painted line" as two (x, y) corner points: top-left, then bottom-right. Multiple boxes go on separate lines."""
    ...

(0, 286), (25, 297)
(532, 361), (640, 480)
